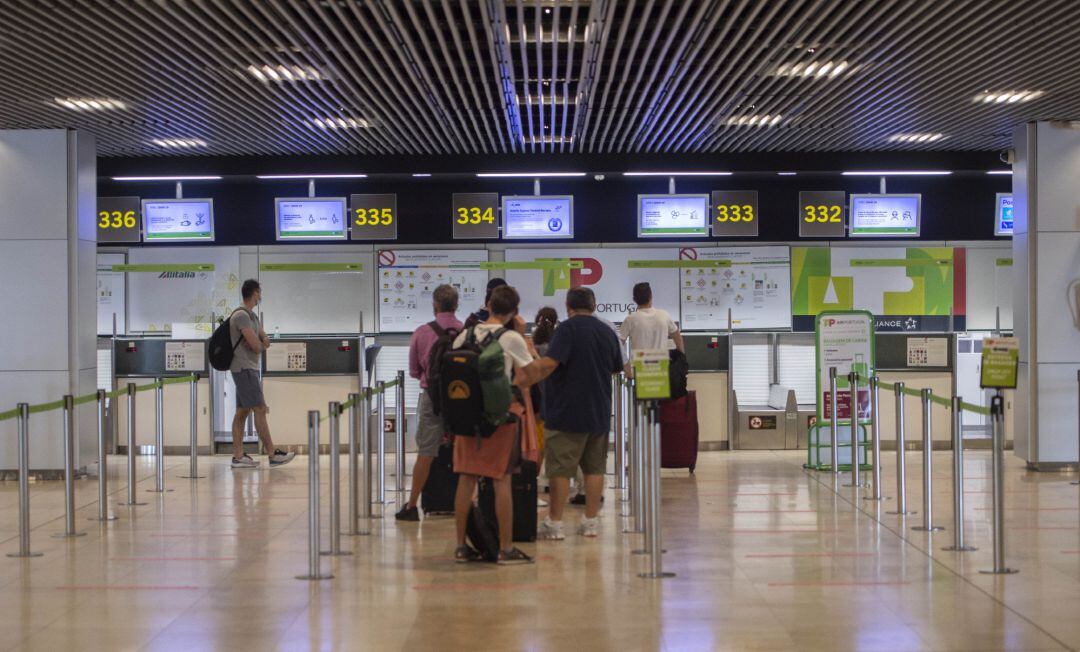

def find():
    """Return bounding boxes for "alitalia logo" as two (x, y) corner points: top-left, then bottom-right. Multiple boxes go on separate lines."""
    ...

(158, 271), (196, 279)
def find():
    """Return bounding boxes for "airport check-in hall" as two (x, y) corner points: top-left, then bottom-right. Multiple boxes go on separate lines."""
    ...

(0, 1), (1078, 650)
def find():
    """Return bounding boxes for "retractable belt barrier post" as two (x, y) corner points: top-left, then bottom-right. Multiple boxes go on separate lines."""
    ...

(844, 372), (862, 488)
(323, 401), (351, 557)
(913, 388), (943, 532)
(1075, 370), (1080, 486)
(622, 379), (638, 527)
(347, 392), (367, 535)
(180, 374), (204, 479)
(147, 379), (170, 494)
(8, 404), (41, 558)
(375, 381), (389, 506)
(865, 377), (886, 502)
(887, 382), (913, 516)
(634, 401), (652, 556)
(981, 393), (1019, 575)
(612, 376), (624, 490)
(629, 397), (646, 538)
(297, 411), (333, 581)
(53, 395), (85, 539)
(361, 389), (374, 520)
(93, 389), (117, 521)
(944, 396), (976, 552)
(395, 370), (406, 496)
(829, 367), (839, 474)
(619, 377), (630, 496)
(120, 383), (145, 507)
(639, 402), (674, 579)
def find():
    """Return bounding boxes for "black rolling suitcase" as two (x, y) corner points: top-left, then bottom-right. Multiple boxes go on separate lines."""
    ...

(420, 440), (458, 515)
(478, 460), (539, 542)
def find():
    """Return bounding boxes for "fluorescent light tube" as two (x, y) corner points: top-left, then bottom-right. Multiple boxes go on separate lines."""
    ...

(112, 175), (222, 181)
(623, 171), (732, 176)
(841, 170), (952, 176)
(476, 172), (586, 177)
(256, 174), (367, 179)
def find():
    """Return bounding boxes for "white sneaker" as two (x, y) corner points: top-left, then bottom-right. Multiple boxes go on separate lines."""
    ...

(231, 454), (259, 469)
(538, 518), (565, 541)
(268, 449), (296, 467)
(578, 517), (600, 538)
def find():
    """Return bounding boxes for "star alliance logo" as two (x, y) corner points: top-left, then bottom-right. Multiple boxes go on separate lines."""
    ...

(904, 317), (918, 331)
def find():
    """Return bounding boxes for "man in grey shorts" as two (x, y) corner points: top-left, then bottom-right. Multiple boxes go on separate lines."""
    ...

(229, 279), (295, 469)
(395, 284), (462, 521)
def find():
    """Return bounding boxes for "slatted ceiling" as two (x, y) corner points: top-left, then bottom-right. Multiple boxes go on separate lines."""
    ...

(2, 1), (1078, 156)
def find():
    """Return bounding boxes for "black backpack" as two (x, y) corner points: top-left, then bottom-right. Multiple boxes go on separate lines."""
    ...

(424, 321), (460, 415)
(439, 327), (512, 438)
(208, 309), (245, 372)
(668, 349), (690, 399)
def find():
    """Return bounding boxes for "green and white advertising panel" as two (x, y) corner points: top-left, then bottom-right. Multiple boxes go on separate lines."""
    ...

(811, 310), (875, 470)
(980, 337), (1019, 389)
(632, 350), (671, 400)
(791, 246), (963, 332)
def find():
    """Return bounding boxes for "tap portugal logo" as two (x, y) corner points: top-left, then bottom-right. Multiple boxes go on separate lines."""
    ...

(541, 257), (602, 296)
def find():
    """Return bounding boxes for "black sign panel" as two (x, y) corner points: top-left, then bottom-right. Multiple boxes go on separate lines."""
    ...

(349, 194), (398, 241)
(97, 196), (142, 243)
(710, 190), (758, 237)
(799, 190), (846, 238)
(452, 192), (500, 239)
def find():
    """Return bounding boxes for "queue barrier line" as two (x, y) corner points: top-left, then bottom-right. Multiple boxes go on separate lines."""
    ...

(858, 375), (991, 416)
(0, 374), (200, 423)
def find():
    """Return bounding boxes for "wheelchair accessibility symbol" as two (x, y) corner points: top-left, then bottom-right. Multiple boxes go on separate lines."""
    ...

(548, 217), (563, 232)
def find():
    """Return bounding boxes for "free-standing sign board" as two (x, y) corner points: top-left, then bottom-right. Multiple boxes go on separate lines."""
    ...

(980, 337), (1019, 389)
(632, 350), (670, 400)
(815, 310), (875, 423)
(798, 191), (846, 238)
(711, 190), (759, 237)
(97, 196), (142, 243)
(452, 192), (500, 239)
(350, 193), (398, 241)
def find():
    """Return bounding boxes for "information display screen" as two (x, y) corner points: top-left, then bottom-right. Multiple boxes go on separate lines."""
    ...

(502, 195), (573, 239)
(142, 199), (215, 242)
(995, 193), (1014, 236)
(275, 197), (347, 240)
(638, 194), (709, 237)
(849, 194), (920, 237)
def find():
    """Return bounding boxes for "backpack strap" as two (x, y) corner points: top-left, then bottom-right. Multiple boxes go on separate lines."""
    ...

(481, 326), (509, 346)
(229, 308), (253, 352)
(428, 320), (445, 337)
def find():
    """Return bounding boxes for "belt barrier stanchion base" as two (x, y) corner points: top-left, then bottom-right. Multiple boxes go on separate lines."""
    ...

(943, 395), (977, 553)
(7, 404), (43, 558)
(180, 375), (205, 479)
(92, 390), (118, 522)
(639, 401), (674, 580)
(912, 388), (944, 533)
(297, 410), (333, 581)
(322, 401), (352, 557)
(53, 395), (86, 539)
(886, 382), (914, 516)
(980, 393), (1019, 575)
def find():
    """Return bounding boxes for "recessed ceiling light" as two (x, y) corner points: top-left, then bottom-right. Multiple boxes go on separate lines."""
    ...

(777, 172), (797, 176)
(772, 60), (851, 78)
(725, 114), (784, 127)
(112, 175), (222, 182)
(623, 171), (732, 176)
(256, 173), (367, 179)
(246, 64), (322, 82)
(987, 170), (1013, 175)
(308, 117), (372, 129)
(149, 138), (208, 149)
(476, 172), (586, 178)
(973, 90), (1045, 104)
(54, 97), (127, 111)
(888, 133), (947, 143)
(842, 170), (952, 176)
(412, 173), (432, 177)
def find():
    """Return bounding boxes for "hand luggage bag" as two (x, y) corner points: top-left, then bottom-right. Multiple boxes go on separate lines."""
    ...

(658, 391), (699, 473)
(478, 460), (539, 542)
(420, 440), (458, 515)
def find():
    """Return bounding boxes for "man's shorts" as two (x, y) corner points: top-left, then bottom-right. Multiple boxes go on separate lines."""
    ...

(231, 369), (266, 409)
(544, 429), (608, 477)
(414, 391), (444, 457)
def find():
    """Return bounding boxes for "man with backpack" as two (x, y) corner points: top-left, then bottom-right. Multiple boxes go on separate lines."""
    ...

(226, 280), (295, 469)
(395, 284), (462, 522)
(443, 285), (543, 564)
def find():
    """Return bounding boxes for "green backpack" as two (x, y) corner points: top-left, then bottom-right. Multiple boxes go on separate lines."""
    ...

(440, 326), (514, 437)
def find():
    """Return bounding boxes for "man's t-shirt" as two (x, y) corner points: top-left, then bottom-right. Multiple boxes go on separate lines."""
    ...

(619, 307), (677, 352)
(228, 309), (262, 372)
(452, 323), (533, 381)
(543, 314), (624, 433)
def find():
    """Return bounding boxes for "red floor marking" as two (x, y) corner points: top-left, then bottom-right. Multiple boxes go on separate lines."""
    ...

(721, 509), (817, 514)
(974, 507), (1078, 511)
(413, 583), (556, 591)
(746, 552), (876, 558)
(56, 585), (200, 591)
(697, 492), (798, 497)
(149, 533), (265, 539)
(767, 581), (910, 587)
(183, 513), (294, 517)
(730, 529), (839, 534)
(110, 557), (237, 561)
(1059, 550), (1080, 554)
(1006, 526), (1079, 530)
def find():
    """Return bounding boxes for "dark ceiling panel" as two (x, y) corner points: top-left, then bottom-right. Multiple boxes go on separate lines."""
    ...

(0, 0), (1075, 156)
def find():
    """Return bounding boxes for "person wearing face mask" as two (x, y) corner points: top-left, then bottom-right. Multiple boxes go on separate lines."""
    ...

(228, 279), (295, 469)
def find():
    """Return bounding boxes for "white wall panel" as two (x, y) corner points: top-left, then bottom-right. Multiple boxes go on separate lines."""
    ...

(0, 240), (70, 371)
(0, 130), (68, 240)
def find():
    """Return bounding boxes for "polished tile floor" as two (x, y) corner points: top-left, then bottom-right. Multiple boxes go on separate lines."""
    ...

(0, 447), (1077, 651)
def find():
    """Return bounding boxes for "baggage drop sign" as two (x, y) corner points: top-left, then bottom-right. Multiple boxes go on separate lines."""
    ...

(632, 350), (671, 401)
(815, 311), (875, 423)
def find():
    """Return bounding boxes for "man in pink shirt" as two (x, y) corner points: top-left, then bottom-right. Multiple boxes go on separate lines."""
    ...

(396, 284), (463, 521)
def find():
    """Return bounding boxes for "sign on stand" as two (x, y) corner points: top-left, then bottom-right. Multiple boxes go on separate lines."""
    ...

(815, 311), (876, 421)
(980, 337), (1019, 389)
(632, 350), (670, 401)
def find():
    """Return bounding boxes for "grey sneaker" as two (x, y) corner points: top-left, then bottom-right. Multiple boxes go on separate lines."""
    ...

(497, 547), (534, 565)
(538, 518), (565, 541)
(269, 449), (296, 467)
(231, 454), (259, 469)
(578, 517), (600, 538)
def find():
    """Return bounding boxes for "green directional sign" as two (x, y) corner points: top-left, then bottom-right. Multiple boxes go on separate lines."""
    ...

(480, 260), (584, 270)
(628, 259), (732, 269)
(980, 337), (1019, 389)
(259, 263), (363, 272)
(850, 258), (951, 268)
(112, 264), (215, 273)
(632, 351), (671, 400)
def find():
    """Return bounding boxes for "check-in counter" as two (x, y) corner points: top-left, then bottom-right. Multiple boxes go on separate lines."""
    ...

(872, 334), (956, 450)
(683, 333), (729, 450)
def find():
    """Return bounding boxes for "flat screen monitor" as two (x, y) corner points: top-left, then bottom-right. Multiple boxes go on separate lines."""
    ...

(848, 194), (921, 237)
(995, 193), (1014, 236)
(142, 198), (215, 242)
(275, 197), (347, 240)
(637, 194), (709, 237)
(502, 195), (574, 239)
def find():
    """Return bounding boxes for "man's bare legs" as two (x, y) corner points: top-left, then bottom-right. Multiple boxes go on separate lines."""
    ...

(232, 405), (277, 458)
(454, 474), (478, 546)
(406, 455), (435, 510)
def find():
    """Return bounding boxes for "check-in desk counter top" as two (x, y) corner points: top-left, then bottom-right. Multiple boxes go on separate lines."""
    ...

(683, 333), (729, 450)
(113, 337), (212, 453)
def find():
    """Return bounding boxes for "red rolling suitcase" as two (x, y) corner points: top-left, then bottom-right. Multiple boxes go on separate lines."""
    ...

(658, 391), (699, 473)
